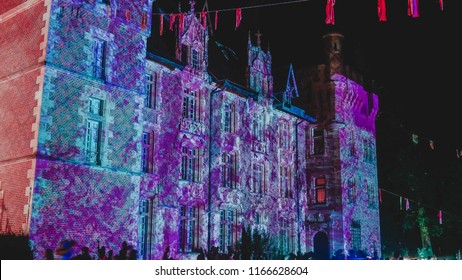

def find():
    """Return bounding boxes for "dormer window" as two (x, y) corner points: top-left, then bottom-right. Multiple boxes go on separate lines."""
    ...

(181, 44), (200, 70)
(191, 49), (199, 69)
(181, 45), (189, 64)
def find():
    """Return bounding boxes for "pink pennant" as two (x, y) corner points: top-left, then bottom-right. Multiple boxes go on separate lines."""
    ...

(378, 0), (387, 22)
(178, 13), (185, 35)
(325, 0), (336, 25)
(160, 14), (164, 35)
(214, 11), (218, 30)
(169, 14), (176, 31)
(405, 198), (410, 211)
(141, 12), (148, 30)
(438, 210), (443, 224)
(125, 9), (131, 21)
(429, 140), (434, 150)
(439, 0), (444, 11)
(201, 12), (207, 28)
(235, 8), (242, 29)
(407, 0), (419, 18)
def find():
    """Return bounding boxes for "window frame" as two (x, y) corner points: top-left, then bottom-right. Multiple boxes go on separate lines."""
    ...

(85, 97), (104, 165)
(181, 147), (201, 182)
(92, 38), (107, 80)
(314, 176), (327, 204)
(179, 205), (200, 253)
(141, 132), (154, 173)
(182, 89), (200, 122)
(219, 209), (237, 253)
(311, 127), (325, 156)
(350, 221), (362, 251)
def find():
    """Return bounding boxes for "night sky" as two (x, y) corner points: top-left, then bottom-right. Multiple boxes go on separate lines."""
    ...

(154, 0), (460, 149)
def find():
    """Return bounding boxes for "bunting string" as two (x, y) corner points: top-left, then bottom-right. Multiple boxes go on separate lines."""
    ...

(151, 0), (445, 33)
(379, 188), (462, 225)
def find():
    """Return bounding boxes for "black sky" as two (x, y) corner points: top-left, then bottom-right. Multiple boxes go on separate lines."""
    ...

(154, 0), (461, 152)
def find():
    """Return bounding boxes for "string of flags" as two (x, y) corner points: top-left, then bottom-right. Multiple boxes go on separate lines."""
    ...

(410, 132), (462, 159)
(379, 188), (457, 225)
(150, 0), (446, 35)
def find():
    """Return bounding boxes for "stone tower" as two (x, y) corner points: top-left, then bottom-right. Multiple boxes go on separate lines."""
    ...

(301, 32), (381, 259)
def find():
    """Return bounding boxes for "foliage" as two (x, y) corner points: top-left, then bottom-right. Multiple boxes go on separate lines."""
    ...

(376, 97), (462, 257)
(237, 225), (275, 260)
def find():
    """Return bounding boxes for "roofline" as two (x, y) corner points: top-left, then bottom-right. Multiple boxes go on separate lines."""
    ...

(222, 80), (316, 122)
(147, 52), (185, 70)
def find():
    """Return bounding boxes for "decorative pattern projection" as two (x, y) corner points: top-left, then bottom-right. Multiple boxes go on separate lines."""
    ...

(0, 0), (380, 260)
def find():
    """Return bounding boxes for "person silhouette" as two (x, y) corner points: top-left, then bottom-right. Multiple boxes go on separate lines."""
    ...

(44, 248), (54, 260)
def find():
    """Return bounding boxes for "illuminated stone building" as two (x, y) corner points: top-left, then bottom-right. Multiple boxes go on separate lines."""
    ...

(0, 1), (380, 259)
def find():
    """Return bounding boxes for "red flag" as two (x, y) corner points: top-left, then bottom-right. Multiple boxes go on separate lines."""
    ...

(438, 210), (443, 224)
(200, 12), (207, 29)
(169, 14), (176, 31)
(405, 198), (410, 210)
(378, 0), (387, 22)
(379, 189), (382, 203)
(160, 14), (164, 35)
(178, 13), (185, 35)
(125, 9), (131, 21)
(235, 8), (242, 29)
(325, 0), (336, 25)
(141, 12), (148, 30)
(214, 11), (218, 30)
(439, 0), (444, 11)
(407, 0), (419, 18)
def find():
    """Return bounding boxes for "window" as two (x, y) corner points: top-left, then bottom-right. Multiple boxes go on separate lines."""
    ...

(223, 102), (236, 133)
(89, 97), (103, 115)
(279, 218), (294, 255)
(311, 128), (324, 155)
(252, 163), (265, 193)
(349, 131), (356, 157)
(145, 73), (158, 109)
(279, 121), (289, 149)
(253, 115), (264, 142)
(141, 132), (154, 173)
(179, 205), (200, 252)
(220, 209), (236, 253)
(280, 166), (292, 198)
(367, 182), (376, 208)
(191, 49), (199, 69)
(85, 98), (103, 164)
(222, 153), (237, 188)
(364, 143), (374, 163)
(255, 213), (260, 224)
(181, 45), (189, 64)
(182, 89), (200, 121)
(348, 178), (356, 203)
(181, 147), (201, 182)
(139, 199), (152, 260)
(350, 221), (361, 250)
(314, 177), (326, 204)
(93, 39), (107, 80)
